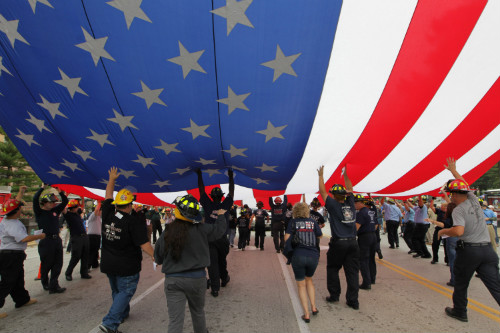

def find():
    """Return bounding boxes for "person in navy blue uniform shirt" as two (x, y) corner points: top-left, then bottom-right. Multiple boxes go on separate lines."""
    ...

(197, 169), (234, 297)
(354, 194), (377, 290)
(318, 165), (360, 310)
(269, 195), (288, 253)
(252, 201), (269, 251)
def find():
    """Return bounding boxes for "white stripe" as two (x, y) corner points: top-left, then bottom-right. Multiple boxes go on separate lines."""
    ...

(153, 191), (188, 204)
(88, 278), (165, 333)
(355, 0), (500, 193)
(285, 0), (417, 194)
(376, 122), (500, 197)
(277, 253), (310, 333)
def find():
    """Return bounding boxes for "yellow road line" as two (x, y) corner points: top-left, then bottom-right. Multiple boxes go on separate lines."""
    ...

(377, 259), (500, 323)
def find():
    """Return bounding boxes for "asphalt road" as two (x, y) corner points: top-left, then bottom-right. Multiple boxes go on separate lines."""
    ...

(1, 230), (499, 333)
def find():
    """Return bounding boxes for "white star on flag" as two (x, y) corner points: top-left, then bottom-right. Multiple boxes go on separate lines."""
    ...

(229, 165), (247, 173)
(37, 95), (67, 119)
(26, 112), (52, 133)
(168, 41), (206, 79)
(256, 121), (287, 142)
(223, 144), (248, 158)
(72, 146), (96, 162)
(54, 68), (88, 98)
(211, 0), (254, 36)
(255, 163), (278, 172)
(217, 86), (250, 115)
(194, 157), (216, 165)
(107, 109), (138, 131)
(15, 129), (40, 147)
(171, 167), (191, 175)
(76, 27), (115, 66)
(0, 15), (30, 48)
(252, 177), (269, 185)
(261, 44), (301, 82)
(203, 169), (222, 177)
(181, 119), (211, 140)
(107, 0), (152, 30)
(48, 167), (69, 179)
(152, 180), (171, 188)
(27, 0), (54, 14)
(61, 159), (83, 172)
(119, 169), (138, 179)
(155, 140), (180, 155)
(132, 81), (166, 109)
(0, 57), (12, 76)
(132, 155), (157, 168)
(87, 129), (115, 147)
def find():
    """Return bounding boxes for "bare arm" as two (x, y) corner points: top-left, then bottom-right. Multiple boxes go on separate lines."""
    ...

(21, 233), (45, 243)
(16, 185), (27, 201)
(444, 157), (465, 181)
(106, 167), (120, 200)
(343, 166), (353, 193)
(438, 226), (465, 238)
(430, 199), (436, 214)
(140, 242), (155, 260)
(440, 184), (452, 203)
(418, 195), (424, 208)
(425, 218), (444, 228)
(317, 166), (328, 202)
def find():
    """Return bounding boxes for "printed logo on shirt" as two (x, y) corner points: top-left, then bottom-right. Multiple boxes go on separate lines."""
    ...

(104, 222), (122, 241)
(274, 208), (283, 215)
(341, 206), (355, 224)
(368, 210), (376, 224)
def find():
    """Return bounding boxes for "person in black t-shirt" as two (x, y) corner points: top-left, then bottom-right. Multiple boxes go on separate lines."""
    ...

(309, 197), (325, 229)
(33, 185), (68, 294)
(63, 199), (91, 282)
(237, 210), (251, 250)
(196, 168), (234, 297)
(318, 165), (360, 310)
(269, 195), (288, 253)
(252, 201), (269, 250)
(98, 167), (155, 333)
(354, 194), (377, 290)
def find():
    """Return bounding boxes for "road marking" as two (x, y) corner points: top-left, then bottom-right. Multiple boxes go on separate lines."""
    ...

(277, 253), (311, 333)
(377, 259), (500, 323)
(88, 277), (165, 333)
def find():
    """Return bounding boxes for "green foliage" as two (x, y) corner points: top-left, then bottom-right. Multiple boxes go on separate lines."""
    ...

(472, 162), (500, 192)
(0, 127), (42, 203)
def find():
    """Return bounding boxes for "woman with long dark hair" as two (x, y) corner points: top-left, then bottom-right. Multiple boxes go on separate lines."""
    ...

(154, 195), (226, 333)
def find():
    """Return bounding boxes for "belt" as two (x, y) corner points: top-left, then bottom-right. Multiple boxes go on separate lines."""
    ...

(45, 234), (60, 239)
(333, 237), (356, 241)
(71, 233), (87, 237)
(0, 249), (24, 254)
(463, 242), (491, 247)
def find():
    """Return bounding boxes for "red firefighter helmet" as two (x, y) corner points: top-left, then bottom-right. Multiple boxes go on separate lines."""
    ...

(274, 197), (282, 204)
(447, 179), (471, 193)
(1, 199), (24, 216)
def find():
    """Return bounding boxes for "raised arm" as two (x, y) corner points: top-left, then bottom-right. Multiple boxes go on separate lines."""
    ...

(430, 199), (436, 214)
(343, 166), (353, 193)
(317, 165), (328, 202)
(196, 168), (205, 195)
(228, 169), (234, 198)
(418, 195), (424, 208)
(15, 185), (27, 201)
(440, 184), (452, 203)
(106, 167), (120, 200)
(444, 157), (465, 181)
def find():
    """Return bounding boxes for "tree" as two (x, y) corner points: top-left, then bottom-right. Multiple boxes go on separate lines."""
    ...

(0, 126), (42, 205)
(471, 162), (500, 192)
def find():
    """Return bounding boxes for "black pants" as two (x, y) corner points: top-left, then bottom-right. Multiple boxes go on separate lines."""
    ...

(403, 221), (415, 251)
(453, 245), (500, 315)
(432, 227), (443, 262)
(238, 228), (249, 249)
(254, 226), (266, 249)
(0, 251), (30, 308)
(152, 220), (163, 243)
(326, 239), (359, 305)
(358, 233), (377, 286)
(88, 234), (101, 268)
(386, 220), (399, 247)
(375, 228), (381, 252)
(208, 237), (229, 292)
(65, 235), (89, 277)
(412, 224), (431, 257)
(272, 221), (284, 251)
(38, 237), (63, 291)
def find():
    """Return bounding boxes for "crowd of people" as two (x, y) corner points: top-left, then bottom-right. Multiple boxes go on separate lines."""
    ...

(0, 158), (499, 332)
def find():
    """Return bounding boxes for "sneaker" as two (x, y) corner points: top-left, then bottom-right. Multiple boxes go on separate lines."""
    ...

(16, 299), (37, 308)
(221, 276), (230, 287)
(445, 307), (468, 322)
(326, 296), (339, 303)
(65, 275), (73, 281)
(99, 324), (122, 333)
(49, 287), (66, 294)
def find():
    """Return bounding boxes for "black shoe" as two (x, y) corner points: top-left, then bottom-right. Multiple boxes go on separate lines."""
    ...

(326, 296), (339, 303)
(346, 302), (359, 310)
(413, 254), (421, 258)
(221, 276), (230, 287)
(446, 282), (455, 287)
(49, 287), (66, 294)
(65, 275), (72, 281)
(445, 307), (468, 322)
(81, 274), (92, 279)
(260, 248), (264, 251)
(389, 246), (395, 249)
(431, 260), (438, 264)
(34, 277), (41, 281)
(242, 248), (245, 251)
(396, 244), (399, 248)
(408, 250), (415, 254)
(211, 290), (219, 297)
(99, 324), (122, 333)
(42, 284), (49, 291)
(301, 315), (310, 323)
(377, 251), (383, 259)
(421, 255), (432, 259)
(359, 284), (371, 290)
(312, 309), (319, 316)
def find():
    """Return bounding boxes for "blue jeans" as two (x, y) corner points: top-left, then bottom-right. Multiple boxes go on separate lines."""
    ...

(102, 273), (140, 330)
(446, 237), (457, 284)
(228, 229), (236, 246)
(494, 225), (499, 244)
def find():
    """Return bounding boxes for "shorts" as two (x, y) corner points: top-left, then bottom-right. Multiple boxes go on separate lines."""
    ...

(291, 255), (319, 281)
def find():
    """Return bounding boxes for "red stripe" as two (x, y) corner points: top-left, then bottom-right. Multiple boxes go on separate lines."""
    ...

(135, 193), (174, 207)
(325, 0), (487, 191)
(379, 77), (500, 193)
(54, 184), (104, 201)
(253, 189), (286, 209)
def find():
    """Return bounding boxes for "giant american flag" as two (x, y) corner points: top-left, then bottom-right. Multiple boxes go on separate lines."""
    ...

(0, 0), (499, 206)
